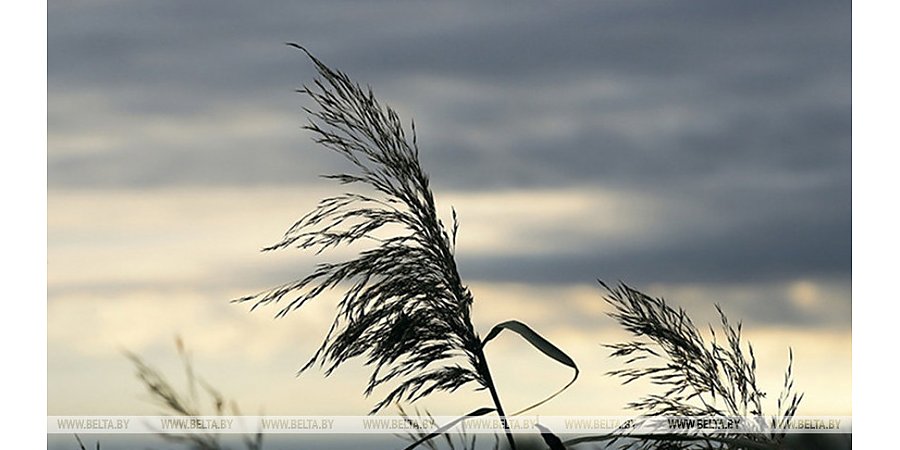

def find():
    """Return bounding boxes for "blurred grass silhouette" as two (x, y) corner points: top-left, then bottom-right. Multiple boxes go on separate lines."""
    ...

(126, 337), (263, 450)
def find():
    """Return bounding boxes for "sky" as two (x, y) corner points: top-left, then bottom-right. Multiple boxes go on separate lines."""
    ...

(48, 0), (851, 420)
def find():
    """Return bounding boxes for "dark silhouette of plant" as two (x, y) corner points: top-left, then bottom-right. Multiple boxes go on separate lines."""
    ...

(396, 406), (553, 450)
(396, 405), (500, 450)
(127, 338), (263, 450)
(74, 434), (99, 450)
(559, 282), (803, 450)
(535, 424), (566, 450)
(234, 44), (578, 450)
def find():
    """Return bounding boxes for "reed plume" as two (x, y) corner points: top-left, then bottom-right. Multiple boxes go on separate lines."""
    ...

(587, 281), (803, 449)
(235, 45), (578, 449)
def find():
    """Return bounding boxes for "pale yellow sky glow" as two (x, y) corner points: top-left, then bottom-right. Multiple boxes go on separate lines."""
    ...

(48, 187), (850, 417)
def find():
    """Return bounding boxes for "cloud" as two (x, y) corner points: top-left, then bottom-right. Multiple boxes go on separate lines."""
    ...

(48, 1), (850, 284)
(49, 0), (850, 189)
(49, 183), (850, 300)
(456, 180), (850, 285)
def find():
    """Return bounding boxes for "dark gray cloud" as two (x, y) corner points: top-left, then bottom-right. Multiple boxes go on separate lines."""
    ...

(459, 211), (850, 286)
(48, 0), (851, 291)
(49, 0), (850, 188)
(454, 167), (850, 286)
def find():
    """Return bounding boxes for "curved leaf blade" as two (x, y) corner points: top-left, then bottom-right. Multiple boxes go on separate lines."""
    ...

(482, 320), (579, 415)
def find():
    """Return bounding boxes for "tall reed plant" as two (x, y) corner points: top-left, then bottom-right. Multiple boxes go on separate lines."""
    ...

(235, 45), (578, 450)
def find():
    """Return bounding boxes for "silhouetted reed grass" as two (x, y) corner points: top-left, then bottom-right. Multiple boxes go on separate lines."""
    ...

(566, 281), (804, 450)
(396, 405), (500, 450)
(73, 434), (99, 450)
(234, 44), (578, 449)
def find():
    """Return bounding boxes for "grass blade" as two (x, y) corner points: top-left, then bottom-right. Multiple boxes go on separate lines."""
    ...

(400, 407), (496, 450)
(482, 320), (579, 415)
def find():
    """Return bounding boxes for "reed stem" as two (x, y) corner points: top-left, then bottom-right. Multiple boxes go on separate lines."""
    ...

(476, 346), (516, 450)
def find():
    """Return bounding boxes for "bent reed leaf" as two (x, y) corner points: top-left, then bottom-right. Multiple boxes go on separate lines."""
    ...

(482, 320), (580, 415)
